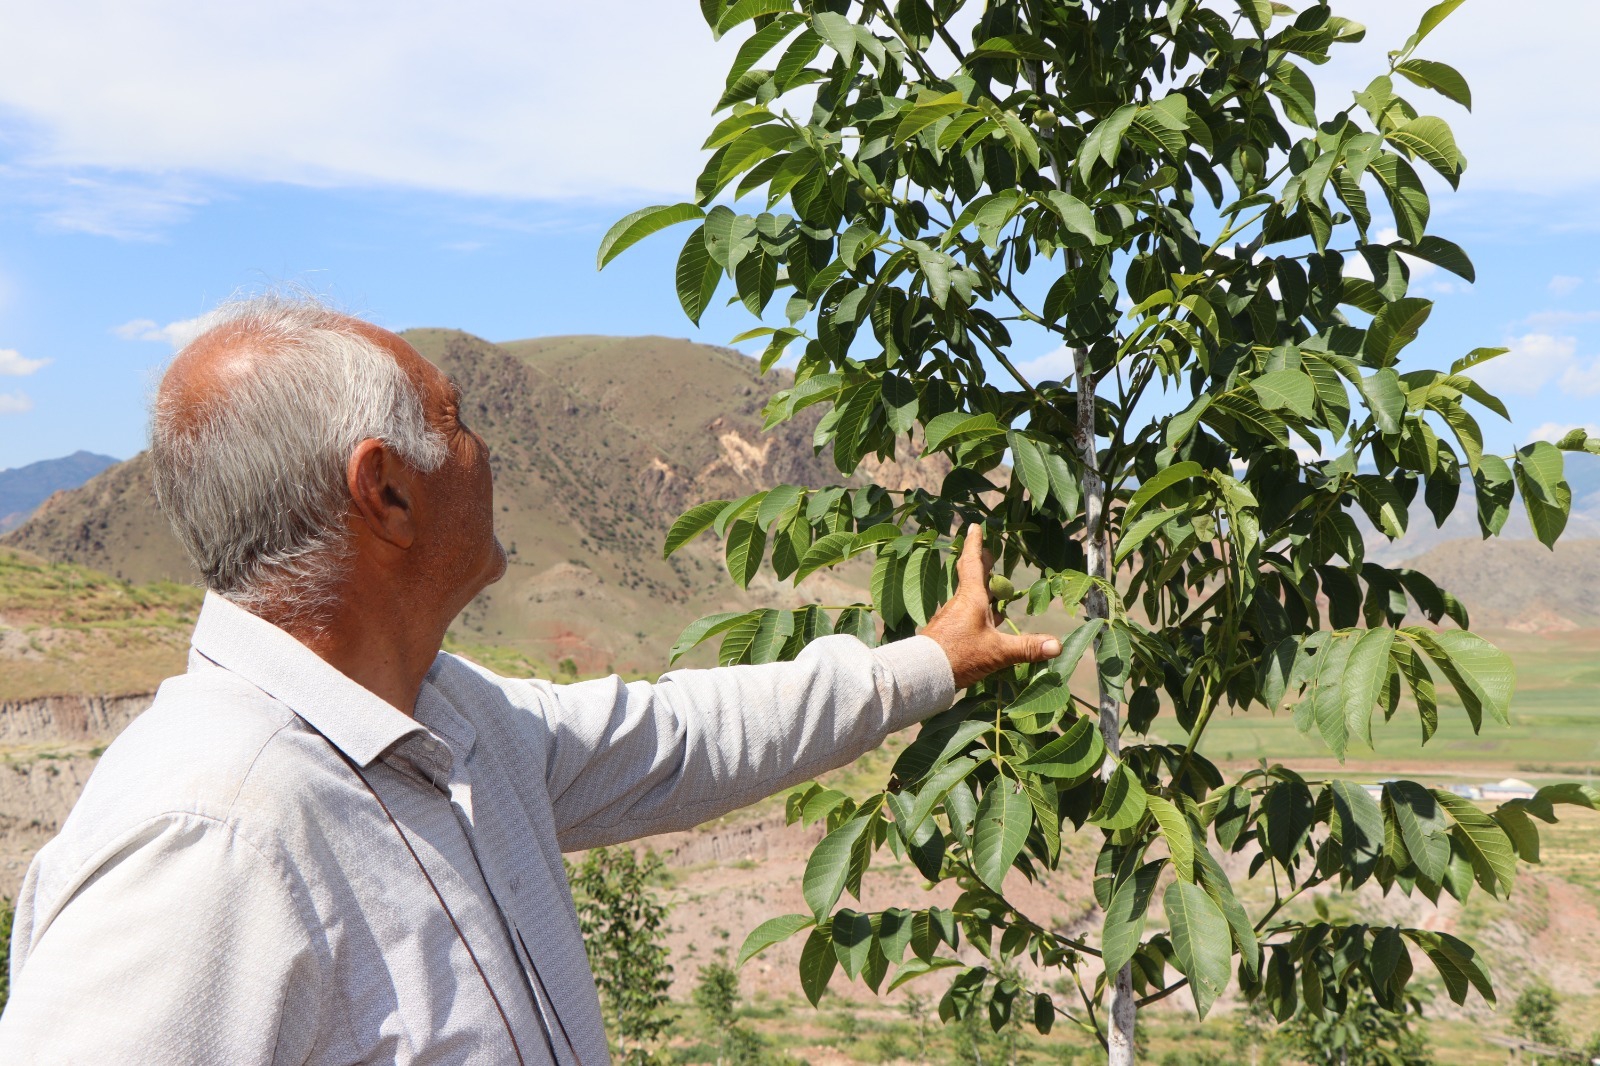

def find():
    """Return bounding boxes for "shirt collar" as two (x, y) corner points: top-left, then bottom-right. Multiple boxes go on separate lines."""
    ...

(190, 590), (427, 767)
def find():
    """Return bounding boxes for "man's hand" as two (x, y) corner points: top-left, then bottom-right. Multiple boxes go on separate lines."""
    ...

(921, 524), (1063, 689)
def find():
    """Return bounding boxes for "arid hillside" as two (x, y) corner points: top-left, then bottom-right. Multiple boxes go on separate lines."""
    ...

(2, 332), (938, 677)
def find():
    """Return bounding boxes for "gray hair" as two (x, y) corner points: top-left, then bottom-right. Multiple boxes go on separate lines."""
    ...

(150, 294), (447, 627)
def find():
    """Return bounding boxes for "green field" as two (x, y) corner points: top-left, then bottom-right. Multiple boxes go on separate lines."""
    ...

(1196, 628), (1600, 780)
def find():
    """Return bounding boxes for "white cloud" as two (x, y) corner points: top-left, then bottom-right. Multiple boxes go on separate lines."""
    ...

(1524, 309), (1600, 329)
(1471, 333), (1576, 395)
(0, 392), (33, 414)
(1562, 360), (1600, 396)
(1526, 421), (1599, 444)
(0, 1), (732, 205)
(1012, 346), (1074, 383)
(1470, 332), (1600, 398)
(0, 0), (1582, 221)
(0, 349), (49, 376)
(1549, 274), (1584, 296)
(112, 313), (217, 348)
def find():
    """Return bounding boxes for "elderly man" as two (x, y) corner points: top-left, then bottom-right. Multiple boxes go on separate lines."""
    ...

(0, 296), (1060, 1064)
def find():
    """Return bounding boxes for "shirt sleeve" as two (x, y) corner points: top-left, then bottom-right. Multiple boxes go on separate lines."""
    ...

(516, 633), (954, 850)
(0, 813), (326, 1066)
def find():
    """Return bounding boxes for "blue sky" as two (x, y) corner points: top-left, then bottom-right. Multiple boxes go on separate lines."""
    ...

(0, 0), (1595, 470)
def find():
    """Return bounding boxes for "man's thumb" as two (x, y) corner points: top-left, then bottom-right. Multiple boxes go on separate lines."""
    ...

(1013, 632), (1062, 662)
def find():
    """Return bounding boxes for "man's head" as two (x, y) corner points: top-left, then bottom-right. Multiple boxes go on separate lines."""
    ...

(151, 294), (505, 636)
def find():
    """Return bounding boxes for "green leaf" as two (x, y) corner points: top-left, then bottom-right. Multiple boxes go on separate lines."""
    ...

(812, 10), (857, 64)
(1370, 153), (1430, 245)
(1388, 116), (1463, 188)
(757, 484), (803, 531)
(895, 91), (970, 143)
(669, 611), (749, 665)
(1004, 671), (1072, 732)
(832, 908), (873, 978)
(902, 545), (944, 627)
(713, 0), (798, 37)
(1401, 234), (1475, 283)
(1008, 432), (1049, 508)
(1358, 369), (1407, 435)
(1410, 0), (1466, 50)
(1386, 780), (1451, 883)
(1250, 370), (1317, 419)
(1402, 628), (1514, 730)
(1147, 794), (1195, 882)
(1101, 860), (1164, 978)
(1038, 191), (1109, 246)
(1353, 474), (1408, 538)
(796, 531), (860, 583)
(1514, 441), (1571, 549)
(1125, 461), (1204, 524)
(716, 612), (765, 666)
(1395, 59), (1472, 110)
(1342, 628), (1396, 751)
(922, 411), (1003, 452)
(1305, 633), (1356, 757)
(1090, 762), (1148, 831)
(1451, 346), (1507, 374)
(673, 226), (722, 326)
(1047, 619), (1103, 678)
(1366, 297), (1432, 364)
(739, 913), (814, 967)
(1329, 780), (1386, 886)
(803, 816), (873, 916)
(597, 203), (705, 270)
(901, 757), (980, 840)
(724, 518), (768, 588)
(1234, 0), (1272, 36)
(969, 34), (1058, 62)
(1404, 928), (1494, 1007)
(972, 780), (1033, 893)
(1018, 716), (1105, 782)
(1434, 789), (1516, 895)
(798, 925), (839, 1006)
(1165, 880), (1232, 1019)
(1263, 780), (1316, 867)
(1475, 455), (1514, 536)
(747, 608), (796, 664)
(664, 499), (730, 558)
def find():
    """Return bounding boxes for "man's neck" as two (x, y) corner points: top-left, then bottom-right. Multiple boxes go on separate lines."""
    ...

(278, 600), (445, 717)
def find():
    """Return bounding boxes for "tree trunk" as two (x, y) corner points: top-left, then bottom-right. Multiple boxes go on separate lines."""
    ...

(1074, 345), (1136, 1065)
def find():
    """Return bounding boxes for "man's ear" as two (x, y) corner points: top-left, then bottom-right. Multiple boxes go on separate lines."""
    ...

(348, 438), (417, 549)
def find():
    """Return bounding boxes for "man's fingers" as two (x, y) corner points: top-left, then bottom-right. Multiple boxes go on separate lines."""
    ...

(957, 522), (990, 599)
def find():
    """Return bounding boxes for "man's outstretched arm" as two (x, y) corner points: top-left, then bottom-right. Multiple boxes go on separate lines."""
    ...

(470, 525), (1062, 850)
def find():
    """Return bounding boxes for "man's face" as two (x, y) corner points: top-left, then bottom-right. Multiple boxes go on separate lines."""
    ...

(365, 326), (507, 612)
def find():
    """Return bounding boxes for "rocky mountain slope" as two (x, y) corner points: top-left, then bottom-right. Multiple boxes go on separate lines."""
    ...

(0, 450), (119, 533)
(1, 332), (937, 676)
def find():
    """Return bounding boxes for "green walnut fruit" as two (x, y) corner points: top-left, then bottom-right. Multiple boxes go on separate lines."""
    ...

(988, 574), (1017, 601)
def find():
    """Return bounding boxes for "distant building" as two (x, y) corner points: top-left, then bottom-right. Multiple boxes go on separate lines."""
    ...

(1482, 777), (1538, 802)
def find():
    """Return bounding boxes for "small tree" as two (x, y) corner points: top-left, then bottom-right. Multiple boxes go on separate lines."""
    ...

(568, 848), (674, 1065)
(1277, 969), (1432, 1066)
(602, 0), (1600, 1062)
(1511, 980), (1566, 1051)
(694, 949), (744, 1066)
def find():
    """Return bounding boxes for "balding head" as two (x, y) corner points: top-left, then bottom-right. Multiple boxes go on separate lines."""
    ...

(150, 294), (447, 628)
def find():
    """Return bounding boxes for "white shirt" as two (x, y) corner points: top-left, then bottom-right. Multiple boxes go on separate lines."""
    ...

(0, 592), (954, 1064)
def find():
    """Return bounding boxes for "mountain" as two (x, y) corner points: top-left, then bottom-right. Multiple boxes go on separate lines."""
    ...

(1, 332), (936, 675)
(1364, 451), (1600, 565)
(0, 451), (120, 533)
